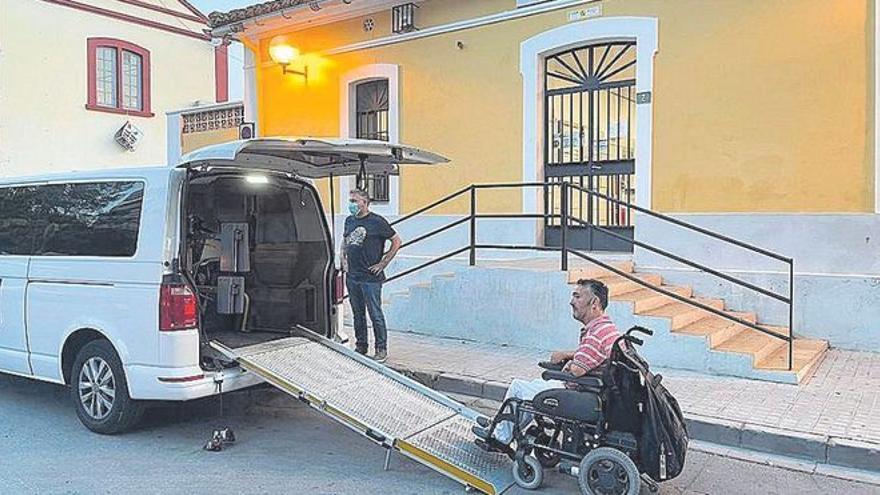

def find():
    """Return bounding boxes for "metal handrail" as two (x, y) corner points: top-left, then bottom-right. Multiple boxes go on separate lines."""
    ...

(385, 246), (470, 284)
(357, 180), (794, 370)
(565, 182), (792, 263)
(399, 216), (470, 249)
(390, 185), (472, 226)
(473, 181), (549, 189)
(475, 213), (560, 220)
(563, 181), (795, 369)
(566, 249), (790, 342)
(566, 216), (789, 303)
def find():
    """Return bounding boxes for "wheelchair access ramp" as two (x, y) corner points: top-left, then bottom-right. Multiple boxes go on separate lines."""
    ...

(211, 330), (514, 495)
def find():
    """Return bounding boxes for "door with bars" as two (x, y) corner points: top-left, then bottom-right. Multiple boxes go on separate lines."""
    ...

(543, 42), (636, 252)
(355, 79), (390, 202)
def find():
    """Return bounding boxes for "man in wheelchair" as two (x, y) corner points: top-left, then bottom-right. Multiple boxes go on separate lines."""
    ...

(471, 279), (686, 494)
(472, 278), (619, 448)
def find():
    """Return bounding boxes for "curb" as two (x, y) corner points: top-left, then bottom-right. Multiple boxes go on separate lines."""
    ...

(388, 365), (880, 475)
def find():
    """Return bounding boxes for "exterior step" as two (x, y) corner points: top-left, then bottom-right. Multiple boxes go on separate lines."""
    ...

(592, 273), (663, 296)
(567, 261), (634, 282)
(713, 326), (790, 364)
(640, 301), (713, 329)
(675, 312), (758, 347)
(640, 298), (724, 327)
(756, 338), (829, 383)
(616, 286), (694, 312)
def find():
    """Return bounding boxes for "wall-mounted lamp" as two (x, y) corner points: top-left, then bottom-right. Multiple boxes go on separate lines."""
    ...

(269, 36), (308, 82)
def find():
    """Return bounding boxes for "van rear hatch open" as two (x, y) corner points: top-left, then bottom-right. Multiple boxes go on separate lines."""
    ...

(178, 137), (448, 178)
(175, 138), (448, 365)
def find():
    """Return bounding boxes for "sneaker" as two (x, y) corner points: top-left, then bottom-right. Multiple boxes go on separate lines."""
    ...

(355, 347), (368, 356)
(471, 425), (491, 439)
(372, 349), (387, 363)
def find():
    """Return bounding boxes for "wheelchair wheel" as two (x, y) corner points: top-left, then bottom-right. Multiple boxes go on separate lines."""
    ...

(512, 455), (544, 490)
(577, 447), (640, 495)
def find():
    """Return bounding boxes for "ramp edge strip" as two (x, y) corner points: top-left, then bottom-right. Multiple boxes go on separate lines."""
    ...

(395, 439), (497, 495)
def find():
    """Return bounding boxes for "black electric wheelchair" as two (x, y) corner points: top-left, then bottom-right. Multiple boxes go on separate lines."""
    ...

(473, 326), (687, 495)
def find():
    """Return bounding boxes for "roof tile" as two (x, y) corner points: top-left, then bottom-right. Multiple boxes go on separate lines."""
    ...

(208, 0), (307, 28)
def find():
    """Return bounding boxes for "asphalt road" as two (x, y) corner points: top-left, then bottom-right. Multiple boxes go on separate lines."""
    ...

(1, 375), (878, 495)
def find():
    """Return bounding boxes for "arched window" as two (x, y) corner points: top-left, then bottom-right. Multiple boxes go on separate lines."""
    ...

(354, 78), (390, 202)
(86, 38), (153, 117)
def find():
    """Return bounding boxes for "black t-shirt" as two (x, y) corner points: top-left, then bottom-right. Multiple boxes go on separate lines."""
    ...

(343, 212), (396, 282)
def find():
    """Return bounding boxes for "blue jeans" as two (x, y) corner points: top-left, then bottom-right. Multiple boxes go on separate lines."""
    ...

(346, 279), (387, 352)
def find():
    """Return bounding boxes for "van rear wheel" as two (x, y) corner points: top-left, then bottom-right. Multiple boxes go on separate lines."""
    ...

(71, 340), (144, 434)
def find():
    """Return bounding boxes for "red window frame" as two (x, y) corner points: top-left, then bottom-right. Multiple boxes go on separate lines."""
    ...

(86, 38), (153, 117)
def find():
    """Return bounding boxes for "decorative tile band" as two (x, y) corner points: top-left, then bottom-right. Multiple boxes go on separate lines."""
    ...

(182, 105), (244, 134)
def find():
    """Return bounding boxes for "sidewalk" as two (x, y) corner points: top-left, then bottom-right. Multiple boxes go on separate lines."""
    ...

(368, 329), (880, 474)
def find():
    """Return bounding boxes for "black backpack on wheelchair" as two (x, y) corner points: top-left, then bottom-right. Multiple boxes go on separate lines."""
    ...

(601, 328), (689, 482)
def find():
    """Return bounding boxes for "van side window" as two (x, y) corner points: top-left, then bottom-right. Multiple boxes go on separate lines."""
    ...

(0, 186), (37, 255)
(29, 182), (145, 257)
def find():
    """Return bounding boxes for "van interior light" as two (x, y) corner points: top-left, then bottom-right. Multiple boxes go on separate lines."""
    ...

(245, 175), (269, 184)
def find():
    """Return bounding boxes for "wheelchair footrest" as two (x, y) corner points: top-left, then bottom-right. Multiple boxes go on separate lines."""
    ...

(475, 438), (492, 452)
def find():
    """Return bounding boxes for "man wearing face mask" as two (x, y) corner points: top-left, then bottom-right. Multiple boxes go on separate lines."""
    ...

(341, 188), (402, 363)
(473, 278), (619, 445)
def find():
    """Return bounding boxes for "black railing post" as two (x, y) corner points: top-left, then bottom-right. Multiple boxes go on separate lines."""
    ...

(587, 186), (595, 252)
(788, 259), (794, 371)
(469, 185), (476, 266)
(561, 183), (568, 271)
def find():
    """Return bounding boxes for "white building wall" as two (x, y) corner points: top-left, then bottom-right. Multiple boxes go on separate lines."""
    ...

(0, 0), (215, 176)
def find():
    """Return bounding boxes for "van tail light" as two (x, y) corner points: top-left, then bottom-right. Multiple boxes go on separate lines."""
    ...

(160, 283), (198, 331)
(334, 271), (346, 304)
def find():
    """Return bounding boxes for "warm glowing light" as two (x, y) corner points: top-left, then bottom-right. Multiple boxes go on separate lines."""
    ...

(269, 36), (300, 65)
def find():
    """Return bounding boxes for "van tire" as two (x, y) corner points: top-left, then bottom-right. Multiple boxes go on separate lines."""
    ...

(70, 340), (144, 434)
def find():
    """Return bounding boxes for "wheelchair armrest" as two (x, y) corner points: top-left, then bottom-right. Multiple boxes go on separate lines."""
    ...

(541, 370), (571, 382)
(541, 370), (604, 390)
(627, 325), (654, 337)
(538, 360), (566, 371)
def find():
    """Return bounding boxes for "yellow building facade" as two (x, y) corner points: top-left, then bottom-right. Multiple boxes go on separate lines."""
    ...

(213, 0), (873, 212)
(211, 0), (879, 290)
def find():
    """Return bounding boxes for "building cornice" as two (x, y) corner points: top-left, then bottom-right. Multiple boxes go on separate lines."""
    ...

(232, 0), (595, 57)
(211, 0), (412, 38)
(322, 0), (595, 56)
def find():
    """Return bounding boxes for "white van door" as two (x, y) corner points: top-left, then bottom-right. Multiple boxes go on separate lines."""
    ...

(0, 184), (34, 375)
(0, 257), (31, 375)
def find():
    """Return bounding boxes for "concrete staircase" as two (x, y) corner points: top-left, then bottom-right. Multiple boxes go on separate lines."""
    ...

(382, 257), (828, 385)
(566, 261), (828, 384)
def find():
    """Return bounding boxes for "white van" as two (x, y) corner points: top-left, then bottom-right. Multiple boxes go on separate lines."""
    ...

(0, 138), (445, 434)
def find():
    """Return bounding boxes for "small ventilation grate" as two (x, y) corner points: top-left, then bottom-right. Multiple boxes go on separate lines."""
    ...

(391, 3), (418, 34)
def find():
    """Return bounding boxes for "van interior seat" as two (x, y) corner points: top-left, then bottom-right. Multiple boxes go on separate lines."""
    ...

(251, 192), (300, 288)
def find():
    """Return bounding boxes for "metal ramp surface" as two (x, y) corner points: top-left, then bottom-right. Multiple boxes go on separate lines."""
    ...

(211, 331), (514, 495)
